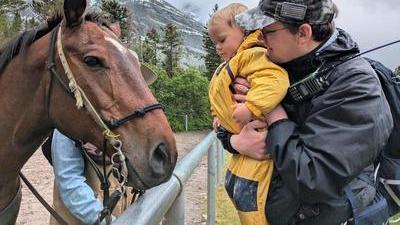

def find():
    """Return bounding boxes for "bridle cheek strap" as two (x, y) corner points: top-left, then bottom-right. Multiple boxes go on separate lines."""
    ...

(56, 26), (119, 141)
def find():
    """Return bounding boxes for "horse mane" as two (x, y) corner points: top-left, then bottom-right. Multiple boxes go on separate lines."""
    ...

(0, 11), (111, 75)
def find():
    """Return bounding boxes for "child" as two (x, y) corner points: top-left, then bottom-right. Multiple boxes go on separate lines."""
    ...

(208, 3), (289, 225)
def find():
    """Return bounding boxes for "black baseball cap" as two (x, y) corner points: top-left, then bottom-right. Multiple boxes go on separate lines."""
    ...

(235, 0), (336, 31)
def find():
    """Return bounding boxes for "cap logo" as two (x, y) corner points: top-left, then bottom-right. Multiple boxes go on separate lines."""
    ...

(278, 2), (307, 21)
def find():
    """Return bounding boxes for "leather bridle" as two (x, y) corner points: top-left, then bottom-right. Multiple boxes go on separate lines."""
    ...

(45, 24), (164, 223)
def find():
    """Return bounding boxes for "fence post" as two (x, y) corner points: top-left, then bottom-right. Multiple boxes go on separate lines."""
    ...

(216, 141), (224, 185)
(207, 141), (217, 225)
(163, 190), (185, 225)
(185, 114), (188, 131)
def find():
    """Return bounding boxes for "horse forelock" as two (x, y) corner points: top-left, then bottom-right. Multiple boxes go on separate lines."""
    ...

(0, 11), (113, 76)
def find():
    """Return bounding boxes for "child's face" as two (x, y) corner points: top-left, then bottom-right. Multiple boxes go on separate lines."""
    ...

(209, 22), (244, 61)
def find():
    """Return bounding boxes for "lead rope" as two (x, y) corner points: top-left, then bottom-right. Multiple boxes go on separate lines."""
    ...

(19, 173), (69, 225)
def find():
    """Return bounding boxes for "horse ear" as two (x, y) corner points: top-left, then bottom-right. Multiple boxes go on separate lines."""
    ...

(141, 64), (158, 85)
(63, 0), (86, 27)
(109, 23), (122, 38)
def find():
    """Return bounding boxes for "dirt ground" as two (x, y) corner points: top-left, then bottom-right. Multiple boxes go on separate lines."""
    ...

(16, 130), (211, 225)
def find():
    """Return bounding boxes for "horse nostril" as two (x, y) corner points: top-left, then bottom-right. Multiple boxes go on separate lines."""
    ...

(150, 143), (170, 176)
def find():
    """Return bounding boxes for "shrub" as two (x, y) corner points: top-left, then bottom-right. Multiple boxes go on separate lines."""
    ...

(150, 66), (212, 131)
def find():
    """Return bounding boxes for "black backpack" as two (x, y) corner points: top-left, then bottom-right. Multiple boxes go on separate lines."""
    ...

(367, 58), (400, 158)
(366, 58), (400, 216)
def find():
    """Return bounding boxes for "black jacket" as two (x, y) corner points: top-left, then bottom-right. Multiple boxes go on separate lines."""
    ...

(265, 29), (393, 225)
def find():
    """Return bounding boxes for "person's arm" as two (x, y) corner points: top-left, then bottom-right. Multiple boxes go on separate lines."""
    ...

(236, 47), (289, 118)
(51, 130), (103, 225)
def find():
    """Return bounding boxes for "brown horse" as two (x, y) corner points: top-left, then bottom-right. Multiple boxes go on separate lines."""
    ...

(0, 0), (177, 224)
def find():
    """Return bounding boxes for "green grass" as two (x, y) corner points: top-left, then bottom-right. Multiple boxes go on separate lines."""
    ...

(216, 185), (241, 225)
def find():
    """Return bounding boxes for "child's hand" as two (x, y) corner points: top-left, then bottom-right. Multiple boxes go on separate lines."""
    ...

(213, 117), (220, 130)
(233, 103), (253, 125)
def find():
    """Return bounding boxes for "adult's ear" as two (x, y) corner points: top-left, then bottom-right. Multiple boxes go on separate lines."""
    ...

(297, 24), (313, 45)
(63, 0), (86, 27)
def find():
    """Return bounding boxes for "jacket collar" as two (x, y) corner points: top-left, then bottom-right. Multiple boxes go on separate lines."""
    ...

(236, 30), (266, 54)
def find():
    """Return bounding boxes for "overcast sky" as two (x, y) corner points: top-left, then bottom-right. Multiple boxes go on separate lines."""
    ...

(167, 0), (400, 69)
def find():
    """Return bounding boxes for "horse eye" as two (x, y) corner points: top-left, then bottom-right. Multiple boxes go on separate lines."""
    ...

(84, 56), (103, 67)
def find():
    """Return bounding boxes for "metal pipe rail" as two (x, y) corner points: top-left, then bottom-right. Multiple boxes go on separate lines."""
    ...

(113, 131), (223, 225)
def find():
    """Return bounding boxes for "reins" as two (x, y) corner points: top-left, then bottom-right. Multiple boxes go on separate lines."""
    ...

(19, 173), (68, 225)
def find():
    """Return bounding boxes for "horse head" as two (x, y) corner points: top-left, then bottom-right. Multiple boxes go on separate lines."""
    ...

(50, 0), (177, 190)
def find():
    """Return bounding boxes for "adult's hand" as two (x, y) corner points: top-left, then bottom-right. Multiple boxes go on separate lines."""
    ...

(82, 142), (100, 156)
(230, 120), (270, 160)
(233, 76), (249, 103)
(264, 104), (288, 126)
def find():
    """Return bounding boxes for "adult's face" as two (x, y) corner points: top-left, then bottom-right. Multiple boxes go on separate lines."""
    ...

(262, 22), (303, 64)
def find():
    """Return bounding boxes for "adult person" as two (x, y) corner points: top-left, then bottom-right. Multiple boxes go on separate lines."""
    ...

(50, 129), (127, 225)
(217, 0), (394, 224)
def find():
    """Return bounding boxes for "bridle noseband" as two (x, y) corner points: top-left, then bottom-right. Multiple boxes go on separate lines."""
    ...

(45, 24), (164, 222)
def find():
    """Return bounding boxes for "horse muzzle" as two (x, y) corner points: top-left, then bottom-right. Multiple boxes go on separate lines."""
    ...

(125, 142), (177, 190)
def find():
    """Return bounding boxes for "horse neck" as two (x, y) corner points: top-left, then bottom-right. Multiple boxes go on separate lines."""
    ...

(0, 33), (53, 181)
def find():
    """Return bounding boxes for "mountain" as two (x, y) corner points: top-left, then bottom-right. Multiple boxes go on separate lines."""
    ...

(21, 0), (206, 67)
(124, 0), (206, 67)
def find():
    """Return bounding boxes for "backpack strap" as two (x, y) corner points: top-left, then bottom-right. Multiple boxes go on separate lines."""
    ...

(225, 62), (236, 94)
(344, 186), (361, 225)
(344, 172), (377, 225)
(380, 178), (400, 207)
(224, 44), (264, 94)
(358, 173), (375, 186)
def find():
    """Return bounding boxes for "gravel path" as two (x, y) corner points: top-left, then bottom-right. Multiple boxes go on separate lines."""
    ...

(16, 130), (210, 225)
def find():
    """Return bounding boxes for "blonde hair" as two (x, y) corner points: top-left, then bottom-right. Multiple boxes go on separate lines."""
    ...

(209, 3), (248, 28)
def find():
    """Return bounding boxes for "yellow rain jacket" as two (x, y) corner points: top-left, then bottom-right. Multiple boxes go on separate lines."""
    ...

(208, 30), (289, 225)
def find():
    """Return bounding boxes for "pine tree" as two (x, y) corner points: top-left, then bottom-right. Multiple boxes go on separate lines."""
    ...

(9, 12), (23, 38)
(202, 4), (222, 80)
(25, 18), (40, 30)
(31, 0), (63, 21)
(395, 66), (400, 76)
(0, 0), (26, 44)
(161, 23), (182, 77)
(142, 28), (160, 65)
(0, 0), (26, 15)
(100, 0), (132, 45)
(0, 13), (8, 45)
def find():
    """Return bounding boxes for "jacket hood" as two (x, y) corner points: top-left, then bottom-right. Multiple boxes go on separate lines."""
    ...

(317, 28), (360, 61)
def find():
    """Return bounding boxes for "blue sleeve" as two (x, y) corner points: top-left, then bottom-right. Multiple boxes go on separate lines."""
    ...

(51, 130), (103, 225)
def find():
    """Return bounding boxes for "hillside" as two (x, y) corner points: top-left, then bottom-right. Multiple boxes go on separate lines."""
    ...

(125, 0), (206, 67)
